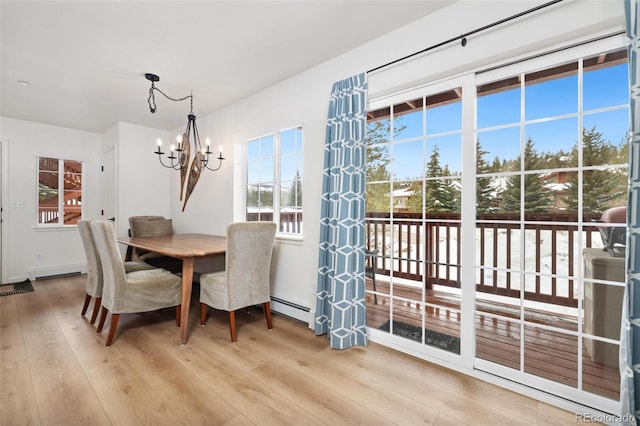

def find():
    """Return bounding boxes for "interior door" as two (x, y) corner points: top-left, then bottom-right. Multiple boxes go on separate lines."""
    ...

(103, 148), (116, 224)
(0, 140), (3, 282)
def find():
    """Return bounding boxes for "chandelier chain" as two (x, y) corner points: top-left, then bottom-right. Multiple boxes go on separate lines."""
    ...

(147, 81), (194, 114)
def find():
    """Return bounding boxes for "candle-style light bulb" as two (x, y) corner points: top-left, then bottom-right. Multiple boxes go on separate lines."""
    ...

(156, 138), (162, 147)
(176, 134), (182, 150)
(170, 144), (176, 153)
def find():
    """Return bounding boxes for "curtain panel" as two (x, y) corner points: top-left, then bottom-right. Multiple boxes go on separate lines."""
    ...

(623, 0), (640, 424)
(315, 73), (368, 350)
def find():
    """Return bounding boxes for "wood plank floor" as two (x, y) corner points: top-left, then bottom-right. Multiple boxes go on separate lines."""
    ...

(366, 280), (620, 401)
(1, 274), (587, 425)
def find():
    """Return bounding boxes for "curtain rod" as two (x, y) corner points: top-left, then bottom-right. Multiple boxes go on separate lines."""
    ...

(367, 0), (565, 74)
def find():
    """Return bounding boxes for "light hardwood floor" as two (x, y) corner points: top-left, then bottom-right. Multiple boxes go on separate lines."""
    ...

(1, 274), (585, 425)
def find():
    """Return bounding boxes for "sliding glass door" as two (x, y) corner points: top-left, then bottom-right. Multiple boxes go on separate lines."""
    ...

(366, 36), (629, 414)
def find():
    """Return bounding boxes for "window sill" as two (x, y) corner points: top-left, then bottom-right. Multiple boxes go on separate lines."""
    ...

(275, 234), (303, 245)
(34, 225), (78, 232)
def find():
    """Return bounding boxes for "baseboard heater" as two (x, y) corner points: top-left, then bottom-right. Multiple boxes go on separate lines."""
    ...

(270, 296), (311, 325)
(30, 264), (85, 281)
(36, 271), (82, 280)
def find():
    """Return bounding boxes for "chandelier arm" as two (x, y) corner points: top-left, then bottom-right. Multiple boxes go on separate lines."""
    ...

(202, 155), (225, 171)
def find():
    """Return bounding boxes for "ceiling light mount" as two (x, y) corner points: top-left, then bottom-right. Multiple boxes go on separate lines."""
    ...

(145, 73), (160, 83)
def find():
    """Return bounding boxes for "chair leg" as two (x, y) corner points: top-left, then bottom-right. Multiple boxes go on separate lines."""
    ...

(90, 297), (101, 325)
(105, 313), (120, 346)
(263, 302), (273, 330)
(175, 305), (181, 327)
(228, 311), (237, 342)
(200, 303), (207, 326)
(96, 306), (108, 333)
(372, 274), (378, 304)
(81, 293), (91, 315)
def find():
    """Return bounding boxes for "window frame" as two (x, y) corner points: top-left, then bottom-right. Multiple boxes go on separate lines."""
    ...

(245, 125), (303, 238)
(36, 156), (84, 227)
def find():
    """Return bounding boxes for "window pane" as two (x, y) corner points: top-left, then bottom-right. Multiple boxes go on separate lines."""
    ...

(476, 127), (520, 173)
(583, 110), (629, 166)
(366, 143), (391, 183)
(280, 129), (297, 154)
(247, 140), (260, 161)
(39, 157), (58, 172)
(367, 115), (391, 145)
(525, 62), (578, 120)
(424, 178), (460, 213)
(394, 98), (423, 141)
(281, 155), (297, 182)
(260, 136), (274, 157)
(392, 140), (423, 181)
(63, 192), (82, 224)
(581, 168), (627, 214)
(477, 84), (521, 128)
(280, 180), (302, 207)
(524, 117), (578, 171)
(39, 170), (59, 190)
(428, 134), (461, 175)
(247, 161), (260, 184)
(259, 158), (274, 182)
(584, 58), (628, 111)
(38, 189), (59, 224)
(366, 182), (391, 213)
(246, 185), (260, 209)
(426, 94), (461, 135)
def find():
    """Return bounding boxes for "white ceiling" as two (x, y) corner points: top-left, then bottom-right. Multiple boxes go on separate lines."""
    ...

(1, 1), (454, 134)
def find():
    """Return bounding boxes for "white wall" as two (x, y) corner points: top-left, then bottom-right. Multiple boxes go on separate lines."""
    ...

(0, 117), (102, 281)
(164, 0), (624, 324)
(113, 122), (171, 238)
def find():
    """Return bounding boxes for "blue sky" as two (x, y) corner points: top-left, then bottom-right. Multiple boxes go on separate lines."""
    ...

(375, 62), (629, 180)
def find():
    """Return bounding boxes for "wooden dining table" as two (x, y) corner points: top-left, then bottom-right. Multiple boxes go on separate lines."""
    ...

(118, 233), (226, 344)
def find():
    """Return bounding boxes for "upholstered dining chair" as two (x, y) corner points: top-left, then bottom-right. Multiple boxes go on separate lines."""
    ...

(128, 215), (181, 273)
(199, 221), (277, 342)
(90, 220), (183, 346)
(78, 219), (154, 324)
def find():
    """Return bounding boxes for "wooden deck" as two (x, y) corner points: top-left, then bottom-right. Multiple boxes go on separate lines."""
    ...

(365, 279), (620, 401)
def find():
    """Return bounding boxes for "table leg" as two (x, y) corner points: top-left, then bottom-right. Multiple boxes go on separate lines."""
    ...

(125, 246), (133, 261)
(180, 257), (195, 344)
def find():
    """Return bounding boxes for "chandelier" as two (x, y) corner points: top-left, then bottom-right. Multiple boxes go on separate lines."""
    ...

(145, 73), (224, 211)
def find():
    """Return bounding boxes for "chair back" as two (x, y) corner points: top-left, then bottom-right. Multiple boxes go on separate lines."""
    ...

(78, 219), (102, 297)
(128, 215), (173, 260)
(225, 222), (277, 309)
(90, 220), (129, 311)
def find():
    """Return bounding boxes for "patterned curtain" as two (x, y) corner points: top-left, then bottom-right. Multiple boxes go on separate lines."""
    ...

(623, 0), (640, 424)
(315, 73), (368, 350)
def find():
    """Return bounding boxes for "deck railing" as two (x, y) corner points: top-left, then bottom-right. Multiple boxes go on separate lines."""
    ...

(246, 211), (303, 234)
(366, 212), (607, 308)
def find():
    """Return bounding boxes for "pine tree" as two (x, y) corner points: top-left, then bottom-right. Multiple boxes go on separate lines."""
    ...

(440, 165), (461, 212)
(288, 170), (302, 206)
(565, 127), (627, 214)
(365, 119), (393, 212)
(502, 137), (552, 213)
(476, 139), (496, 213)
(424, 145), (443, 212)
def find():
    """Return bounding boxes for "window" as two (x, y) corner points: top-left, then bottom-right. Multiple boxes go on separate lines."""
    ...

(37, 157), (83, 225)
(474, 46), (628, 399)
(246, 126), (303, 235)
